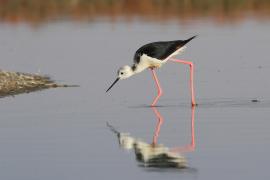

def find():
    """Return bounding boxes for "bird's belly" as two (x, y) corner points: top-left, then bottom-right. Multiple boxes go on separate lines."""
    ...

(141, 54), (164, 68)
(134, 54), (164, 74)
(149, 61), (162, 68)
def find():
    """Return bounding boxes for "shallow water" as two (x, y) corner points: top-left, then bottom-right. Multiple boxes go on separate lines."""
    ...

(1, 18), (270, 179)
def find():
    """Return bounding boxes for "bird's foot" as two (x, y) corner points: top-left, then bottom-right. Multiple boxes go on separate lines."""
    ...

(192, 102), (198, 107)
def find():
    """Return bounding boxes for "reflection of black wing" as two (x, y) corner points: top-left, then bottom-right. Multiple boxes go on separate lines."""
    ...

(133, 36), (196, 63)
(135, 152), (186, 169)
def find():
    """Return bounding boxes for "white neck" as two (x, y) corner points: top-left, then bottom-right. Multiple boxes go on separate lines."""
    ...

(132, 63), (148, 74)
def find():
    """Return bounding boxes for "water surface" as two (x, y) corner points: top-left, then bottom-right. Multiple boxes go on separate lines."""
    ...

(0, 10), (270, 180)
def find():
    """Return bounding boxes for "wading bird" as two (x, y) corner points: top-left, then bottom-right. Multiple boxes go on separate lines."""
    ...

(106, 36), (197, 106)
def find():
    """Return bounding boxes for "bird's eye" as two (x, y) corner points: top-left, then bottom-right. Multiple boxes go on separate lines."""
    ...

(120, 72), (124, 75)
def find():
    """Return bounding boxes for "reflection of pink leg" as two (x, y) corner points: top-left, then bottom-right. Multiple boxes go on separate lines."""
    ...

(151, 107), (164, 145)
(169, 58), (196, 106)
(171, 106), (196, 153)
(150, 68), (163, 107)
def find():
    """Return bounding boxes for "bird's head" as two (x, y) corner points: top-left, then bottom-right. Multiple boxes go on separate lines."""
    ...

(117, 65), (133, 80)
(106, 65), (133, 92)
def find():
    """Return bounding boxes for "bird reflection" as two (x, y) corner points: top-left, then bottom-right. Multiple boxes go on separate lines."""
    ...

(107, 106), (196, 169)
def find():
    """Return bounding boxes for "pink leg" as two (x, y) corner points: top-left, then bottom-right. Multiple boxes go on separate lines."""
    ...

(169, 58), (197, 106)
(151, 107), (164, 145)
(150, 68), (163, 107)
(170, 105), (196, 153)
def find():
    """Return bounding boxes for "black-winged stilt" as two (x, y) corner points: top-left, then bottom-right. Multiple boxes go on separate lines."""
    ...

(106, 36), (197, 106)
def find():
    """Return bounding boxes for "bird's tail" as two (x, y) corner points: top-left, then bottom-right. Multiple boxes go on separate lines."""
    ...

(184, 35), (197, 43)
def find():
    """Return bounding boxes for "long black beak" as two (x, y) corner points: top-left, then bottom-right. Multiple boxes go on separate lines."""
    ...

(106, 77), (120, 92)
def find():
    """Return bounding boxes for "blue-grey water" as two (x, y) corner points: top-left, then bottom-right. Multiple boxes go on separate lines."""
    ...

(1, 19), (270, 179)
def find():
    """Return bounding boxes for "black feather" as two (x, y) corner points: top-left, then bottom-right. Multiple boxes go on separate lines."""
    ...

(134, 36), (196, 63)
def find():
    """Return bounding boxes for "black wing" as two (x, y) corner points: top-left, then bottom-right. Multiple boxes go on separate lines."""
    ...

(134, 36), (196, 63)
